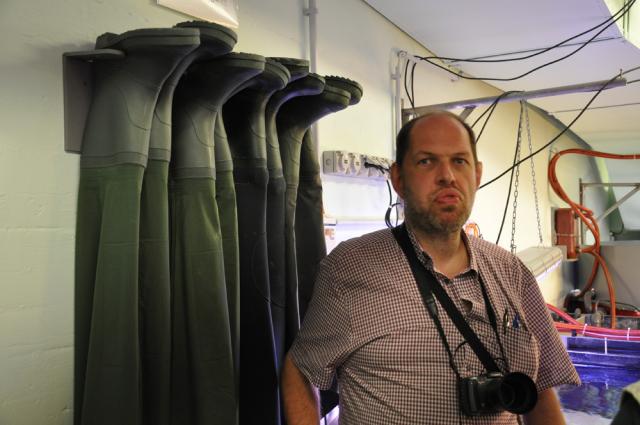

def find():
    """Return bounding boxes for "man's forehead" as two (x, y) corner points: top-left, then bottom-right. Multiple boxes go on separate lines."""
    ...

(408, 115), (473, 149)
(411, 113), (467, 135)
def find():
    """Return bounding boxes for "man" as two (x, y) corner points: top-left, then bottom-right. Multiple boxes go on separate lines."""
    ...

(281, 111), (580, 424)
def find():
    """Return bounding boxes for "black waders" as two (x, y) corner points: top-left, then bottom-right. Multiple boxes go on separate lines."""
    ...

(222, 58), (291, 425)
(275, 80), (351, 353)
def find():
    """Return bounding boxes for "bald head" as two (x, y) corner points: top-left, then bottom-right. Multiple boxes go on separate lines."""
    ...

(395, 111), (477, 167)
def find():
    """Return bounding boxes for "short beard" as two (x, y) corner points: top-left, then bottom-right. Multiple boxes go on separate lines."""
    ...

(403, 198), (470, 237)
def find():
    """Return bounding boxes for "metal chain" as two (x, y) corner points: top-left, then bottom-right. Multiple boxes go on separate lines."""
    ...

(522, 101), (544, 245)
(510, 103), (524, 254)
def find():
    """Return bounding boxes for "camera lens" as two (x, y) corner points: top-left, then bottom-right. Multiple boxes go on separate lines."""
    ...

(499, 372), (538, 414)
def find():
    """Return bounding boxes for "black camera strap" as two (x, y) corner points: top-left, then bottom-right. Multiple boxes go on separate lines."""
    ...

(392, 224), (501, 374)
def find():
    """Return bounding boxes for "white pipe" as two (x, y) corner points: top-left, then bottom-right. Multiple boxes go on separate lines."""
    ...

(304, 0), (318, 73)
(304, 0), (320, 167)
(392, 50), (406, 160)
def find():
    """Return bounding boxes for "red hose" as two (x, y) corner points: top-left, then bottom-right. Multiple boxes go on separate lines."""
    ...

(549, 149), (640, 329)
(547, 303), (640, 341)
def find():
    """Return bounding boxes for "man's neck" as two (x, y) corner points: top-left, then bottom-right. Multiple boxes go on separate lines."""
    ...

(409, 224), (469, 279)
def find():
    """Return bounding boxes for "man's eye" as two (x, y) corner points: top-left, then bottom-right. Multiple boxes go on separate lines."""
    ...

(418, 158), (432, 165)
(454, 158), (468, 165)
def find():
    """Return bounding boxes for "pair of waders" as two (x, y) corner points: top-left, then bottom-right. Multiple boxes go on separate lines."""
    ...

(75, 28), (201, 425)
(294, 77), (363, 320)
(75, 22), (242, 425)
(222, 57), (291, 425)
(264, 61), (324, 379)
(275, 75), (363, 418)
(170, 49), (265, 425)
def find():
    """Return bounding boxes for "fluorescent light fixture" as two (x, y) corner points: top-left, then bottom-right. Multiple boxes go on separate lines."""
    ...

(516, 246), (563, 282)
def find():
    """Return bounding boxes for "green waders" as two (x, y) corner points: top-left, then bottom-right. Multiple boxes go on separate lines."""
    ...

(264, 60), (324, 378)
(75, 28), (200, 425)
(143, 22), (235, 425)
(295, 77), (363, 320)
(293, 77), (363, 417)
(276, 80), (351, 352)
(222, 58), (291, 425)
(169, 52), (265, 425)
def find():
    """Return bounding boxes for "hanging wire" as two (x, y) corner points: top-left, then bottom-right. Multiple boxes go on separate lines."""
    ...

(480, 65), (640, 190)
(412, 0), (636, 82)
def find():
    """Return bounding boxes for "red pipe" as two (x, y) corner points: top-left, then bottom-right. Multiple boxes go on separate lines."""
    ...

(549, 149), (640, 328)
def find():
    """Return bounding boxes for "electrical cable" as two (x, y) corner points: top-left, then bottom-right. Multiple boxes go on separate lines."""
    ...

(479, 66), (640, 190)
(413, 0), (636, 82)
(363, 161), (400, 228)
(404, 59), (416, 110)
(417, 0), (634, 65)
(471, 91), (522, 129)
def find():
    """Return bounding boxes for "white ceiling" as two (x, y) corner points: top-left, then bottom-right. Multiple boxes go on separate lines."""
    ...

(364, 0), (640, 230)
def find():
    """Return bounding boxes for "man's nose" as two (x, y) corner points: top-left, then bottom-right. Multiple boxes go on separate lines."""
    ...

(436, 162), (455, 185)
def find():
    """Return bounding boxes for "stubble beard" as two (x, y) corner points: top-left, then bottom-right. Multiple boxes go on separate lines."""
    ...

(403, 191), (472, 237)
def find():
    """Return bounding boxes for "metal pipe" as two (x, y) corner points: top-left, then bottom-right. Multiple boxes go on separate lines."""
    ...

(304, 0), (320, 164)
(582, 182), (640, 187)
(402, 77), (627, 120)
(392, 51), (406, 158)
(304, 0), (318, 73)
(595, 184), (640, 222)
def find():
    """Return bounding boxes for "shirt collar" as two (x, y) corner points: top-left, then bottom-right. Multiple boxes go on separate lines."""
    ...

(404, 223), (479, 276)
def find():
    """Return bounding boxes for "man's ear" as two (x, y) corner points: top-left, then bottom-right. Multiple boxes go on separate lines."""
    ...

(390, 162), (404, 199)
(475, 161), (483, 188)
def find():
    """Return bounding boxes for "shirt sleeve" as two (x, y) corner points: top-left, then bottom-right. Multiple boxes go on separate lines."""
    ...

(517, 258), (581, 391)
(288, 249), (353, 390)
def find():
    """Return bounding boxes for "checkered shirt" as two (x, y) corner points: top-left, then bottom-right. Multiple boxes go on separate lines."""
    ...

(289, 227), (580, 425)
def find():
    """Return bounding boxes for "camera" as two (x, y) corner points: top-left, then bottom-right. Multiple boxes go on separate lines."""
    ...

(458, 371), (538, 416)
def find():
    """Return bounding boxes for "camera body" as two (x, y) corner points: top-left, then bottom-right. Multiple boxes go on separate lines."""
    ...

(458, 371), (538, 416)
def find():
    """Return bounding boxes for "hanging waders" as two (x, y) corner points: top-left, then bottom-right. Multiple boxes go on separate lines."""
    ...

(295, 76), (363, 320)
(75, 28), (199, 425)
(222, 58), (291, 425)
(264, 58), (326, 377)
(169, 52), (265, 425)
(275, 80), (351, 352)
(143, 22), (235, 425)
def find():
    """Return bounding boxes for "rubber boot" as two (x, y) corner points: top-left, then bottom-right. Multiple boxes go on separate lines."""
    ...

(276, 79), (352, 353)
(263, 58), (324, 380)
(74, 28), (200, 425)
(139, 22), (235, 425)
(169, 52), (266, 425)
(296, 77), (363, 320)
(221, 58), (290, 425)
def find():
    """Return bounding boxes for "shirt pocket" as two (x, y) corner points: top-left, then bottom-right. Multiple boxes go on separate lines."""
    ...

(497, 316), (540, 381)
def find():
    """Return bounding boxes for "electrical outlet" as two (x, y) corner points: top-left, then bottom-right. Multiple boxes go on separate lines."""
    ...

(323, 150), (392, 180)
(323, 150), (349, 174)
(350, 153), (364, 176)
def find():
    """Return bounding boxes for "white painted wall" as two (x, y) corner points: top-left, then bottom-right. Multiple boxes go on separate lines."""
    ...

(0, 0), (609, 423)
